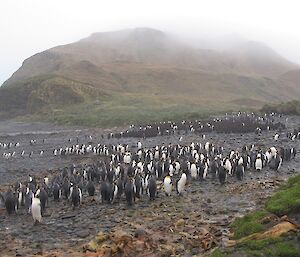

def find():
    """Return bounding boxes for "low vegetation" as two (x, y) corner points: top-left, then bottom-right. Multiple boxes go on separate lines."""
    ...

(261, 100), (300, 115)
(237, 238), (300, 257)
(210, 175), (300, 257)
(230, 210), (268, 239)
(265, 175), (300, 216)
(18, 92), (239, 127)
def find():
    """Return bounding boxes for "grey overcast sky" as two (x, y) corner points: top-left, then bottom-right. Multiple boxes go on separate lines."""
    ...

(1, 0), (300, 85)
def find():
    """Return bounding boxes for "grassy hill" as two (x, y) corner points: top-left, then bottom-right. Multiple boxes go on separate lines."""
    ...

(261, 100), (300, 116)
(1, 28), (300, 126)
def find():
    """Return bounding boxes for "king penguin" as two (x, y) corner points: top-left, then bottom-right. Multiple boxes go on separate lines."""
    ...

(163, 176), (172, 196)
(255, 154), (263, 171)
(148, 175), (157, 201)
(176, 173), (187, 195)
(31, 193), (42, 224)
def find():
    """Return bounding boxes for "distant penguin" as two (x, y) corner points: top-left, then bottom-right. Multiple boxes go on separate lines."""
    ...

(163, 176), (172, 196)
(210, 159), (218, 178)
(101, 181), (113, 203)
(274, 134), (279, 141)
(31, 194), (42, 224)
(198, 163), (207, 181)
(255, 154), (263, 171)
(70, 185), (82, 208)
(116, 177), (124, 198)
(25, 188), (34, 213)
(100, 181), (108, 203)
(17, 189), (23, 209)
(86, 180), (95, 196)
(148, 175), (157, 201)
(270, 147), (277, 157)
(176, 173), (187, 195)
(125, 179), (135, 206)
(52, 183), (61, 201)
(190, 163), (198, 179)
(44, 176), (49, 187)
(36, 188), (48, 215)
(134, 174), (142, 198)
(111, 184), (118, 204)
(0, 192), (5, 208)
(174, 161), (181, 175)
(62, 180), (70, 199)
(273, 155), (282, 171)
(218, 166), (227, 185)
(236, 164), (244, 181)
(137, 141), (142, 150)
(224, 159), (232, 175)
(5, 189), (17, 215)
(167, 162), (173, 177)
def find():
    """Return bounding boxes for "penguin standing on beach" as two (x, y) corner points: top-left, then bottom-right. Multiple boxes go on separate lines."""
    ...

(70, 185), (82, 208)
(124, 179), (135, 206)
(25, 187), (34, 213)
(190, 163), (198, 179)
(236, 164), (244, 181)
(86, 180), (95, 196)
(148, 175), (157, 201)
(31, 193), (42, 224)
(163, 176), (172, 196)
(255, 154), (263, 171)
(36, 188), (48, 215)
(5, 188), (17, 215)
(134, 174), (143, 199)
(218, 166), (227, 185)
(52, 183), (61, 202)
(176, 173), (187, 195)
(273, 155), (282, 171)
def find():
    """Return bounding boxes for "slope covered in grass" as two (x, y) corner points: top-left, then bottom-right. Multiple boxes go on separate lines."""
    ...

(211, 175), (300, 257)
(1, 28), (300, 126)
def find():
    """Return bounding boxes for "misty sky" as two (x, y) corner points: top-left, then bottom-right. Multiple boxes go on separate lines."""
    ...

(1, 0), (300, 85)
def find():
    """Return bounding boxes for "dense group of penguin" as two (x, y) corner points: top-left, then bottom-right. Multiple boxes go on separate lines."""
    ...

(0, 112), (299, 225)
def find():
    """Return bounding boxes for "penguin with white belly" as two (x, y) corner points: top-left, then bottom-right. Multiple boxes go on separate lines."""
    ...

(176, 173), (187, 195)
(255, 154), (263, 171)
(163, 176), (172, 196)
(190, 163), (198, 180)
(31, 193), (42, 225)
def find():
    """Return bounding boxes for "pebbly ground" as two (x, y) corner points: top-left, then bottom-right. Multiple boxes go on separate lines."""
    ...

(0, 116), (299, 256)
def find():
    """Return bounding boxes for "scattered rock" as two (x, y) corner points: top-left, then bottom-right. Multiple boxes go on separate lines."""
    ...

(134, 228), (148, 238)
(76, 230), (90, 238)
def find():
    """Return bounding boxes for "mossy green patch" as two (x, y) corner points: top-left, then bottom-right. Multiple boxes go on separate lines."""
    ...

(265, 175), (300, 216)
(230, 210), (268, 239)
(239, 238), (300, 257)
(228, 175), (300, 257)
(210, 249), (228, 257)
